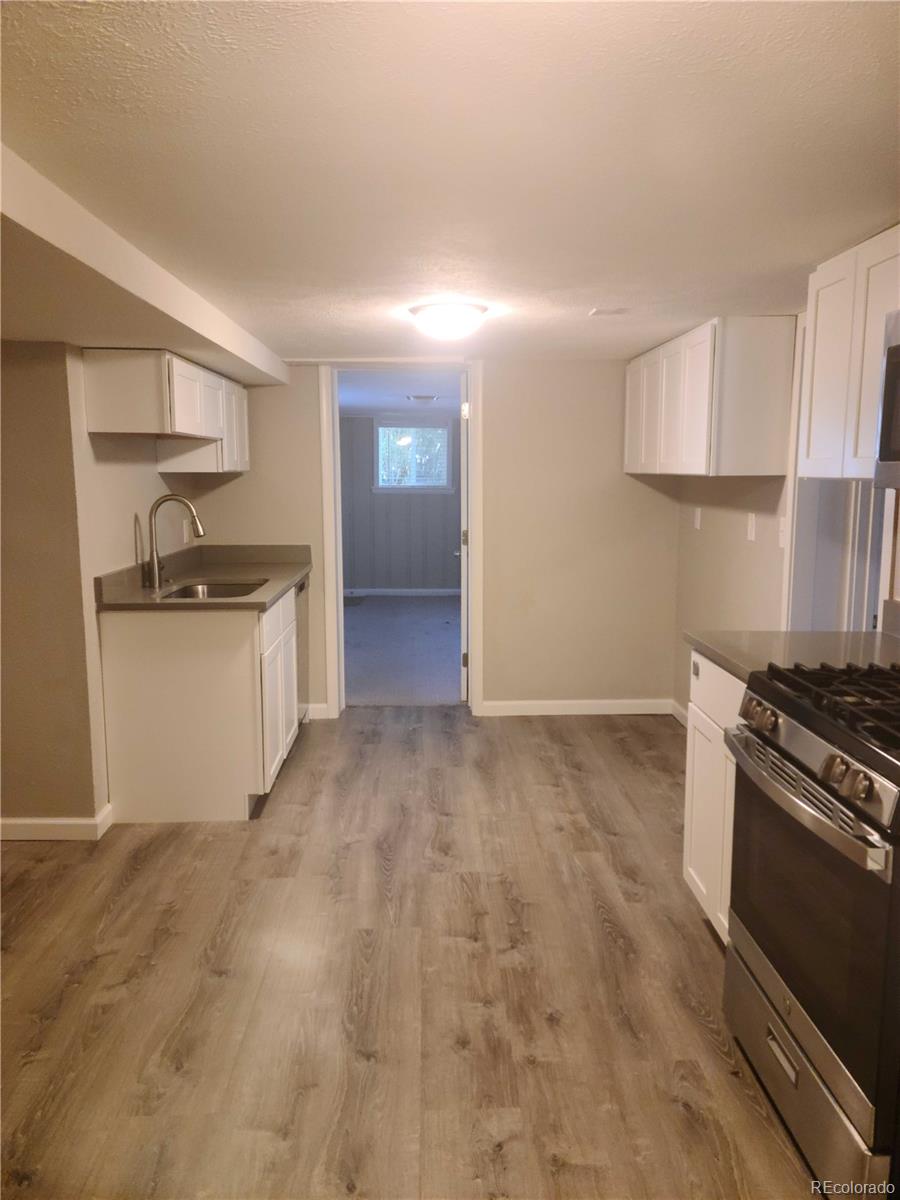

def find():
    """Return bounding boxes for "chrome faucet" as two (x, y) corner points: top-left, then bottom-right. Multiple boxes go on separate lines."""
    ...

(142, 494), (206, 590)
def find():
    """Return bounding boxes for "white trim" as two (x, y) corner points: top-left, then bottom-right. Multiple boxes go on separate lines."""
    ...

(467, 361), (485, 716)
(1, 803), (113, 842)
(344, 588), (461, 597)
(780, 312), (806, 629)
(476, 698), (678, 718)
(319, 366), (343, 718)
(671, 700), (688, 727)
(307, 702), (333, 721)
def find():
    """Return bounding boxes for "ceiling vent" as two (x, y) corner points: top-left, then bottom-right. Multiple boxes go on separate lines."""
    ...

(408, 394), (437, 406)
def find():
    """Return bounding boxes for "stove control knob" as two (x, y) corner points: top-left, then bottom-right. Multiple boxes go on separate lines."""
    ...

(821, 754), (851, 786)
(739, 695), (762, 723)
(839, 769), (875, 804)
(754, 706), (779, 734)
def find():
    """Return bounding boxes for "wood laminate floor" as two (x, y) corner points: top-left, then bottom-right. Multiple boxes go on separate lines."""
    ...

(2, 710), (810, 1200)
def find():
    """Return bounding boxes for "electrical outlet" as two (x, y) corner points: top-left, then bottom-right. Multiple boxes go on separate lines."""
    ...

(182, 517), (193, 545)
(693, 507), (702, 530)
(747, 512), (756, 543)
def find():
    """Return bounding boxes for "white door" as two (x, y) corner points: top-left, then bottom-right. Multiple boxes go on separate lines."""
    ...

(261, 639), (285, 792)
(797, 249), (857, 478)
(623, 358), (643, 472)
(639, 349), (661, 473)
(168, 356), (205, 435)
(235, 386), (250, 471)
(844, 226), (900, 478)
(282, 621), (299, 754)
(681, 321), (715, 475)
(200, 371), (225, 440)
(658, 337), (684, 474)
(683, 702), (727, 937)
(459, 374), (469, 701)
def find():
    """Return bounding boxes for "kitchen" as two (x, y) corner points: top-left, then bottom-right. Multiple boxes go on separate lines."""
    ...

(1, 3), (899, 1198)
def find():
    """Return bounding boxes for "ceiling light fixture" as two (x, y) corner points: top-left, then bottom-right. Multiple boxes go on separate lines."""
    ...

(588, 306), (629, 317)
(408, 299), (490, 341)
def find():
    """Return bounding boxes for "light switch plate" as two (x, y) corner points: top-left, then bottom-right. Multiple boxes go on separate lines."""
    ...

(747, 512), (756, 542)
(778, 517), (787, 550)
(182, 518), (193, 545)
(693, 507), (702, 530)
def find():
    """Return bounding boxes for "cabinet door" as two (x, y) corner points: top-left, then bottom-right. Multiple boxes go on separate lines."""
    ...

(235, 385), (250, 471)
(261, 639), (285, 793)
(844, 226), (900, 479)
(220, 383), (240, 471)
(658, 337), (685, 474)
(623, 358), (643, 472)
(200, 371), (225, 440)
(797, 250), (857, 478)
(639, 349), (661, 473)
(681, 321), (715, 475)
(168, 356), (205, 436)
(683, 702), (728, 940)
(281, 621), (299, 755)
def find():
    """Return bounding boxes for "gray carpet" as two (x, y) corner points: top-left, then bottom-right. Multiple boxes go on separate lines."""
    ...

(343, 595), (461, 706)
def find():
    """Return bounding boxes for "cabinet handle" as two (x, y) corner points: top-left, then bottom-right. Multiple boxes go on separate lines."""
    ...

(296, 581), (306, 594)
(692, 660), (700, 678)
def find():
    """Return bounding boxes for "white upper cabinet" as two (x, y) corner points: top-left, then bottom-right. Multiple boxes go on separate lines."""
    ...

(158, 378), (250, 474)
(623, 358), (643, 473)
(639, 348), (661, 472)
(798, 224), (900, 480)
(624, 315), (794, 476)
(86, 350), (225, 438)
(84, 348), (250, 473)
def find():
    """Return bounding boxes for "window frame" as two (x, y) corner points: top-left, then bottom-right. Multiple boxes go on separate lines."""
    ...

(372, 414), (455, 494)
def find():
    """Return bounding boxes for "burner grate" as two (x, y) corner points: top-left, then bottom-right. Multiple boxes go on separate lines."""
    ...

(766, 662), (900, 753)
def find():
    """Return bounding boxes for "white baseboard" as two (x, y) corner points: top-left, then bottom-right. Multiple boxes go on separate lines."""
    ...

(475, 698), (678, 718)
(344, 588), (461, 597)
(1, 802), (114, 842)
(307, 701), (336, 720)
(671, 700), (688, 727)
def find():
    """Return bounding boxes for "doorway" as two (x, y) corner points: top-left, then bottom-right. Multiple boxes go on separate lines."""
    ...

(335, 366), (468, 706)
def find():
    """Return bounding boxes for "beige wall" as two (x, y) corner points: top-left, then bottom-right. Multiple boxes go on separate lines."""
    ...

(673, 476), (788, 710)
(481, 360), (679, 702)
(340, 414), (461, 591)
(183, 365), (328, 705)
(1, 343), (96, 817)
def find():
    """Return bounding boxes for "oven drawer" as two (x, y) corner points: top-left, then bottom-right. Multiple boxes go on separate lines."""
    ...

(724, 947), (889, 1188)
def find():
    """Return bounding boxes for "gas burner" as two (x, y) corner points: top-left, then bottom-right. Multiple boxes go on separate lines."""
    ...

(765, 662), (900, 754)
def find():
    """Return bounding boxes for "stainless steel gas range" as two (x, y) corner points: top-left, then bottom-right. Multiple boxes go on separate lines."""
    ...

(724, 661), (900, 1189)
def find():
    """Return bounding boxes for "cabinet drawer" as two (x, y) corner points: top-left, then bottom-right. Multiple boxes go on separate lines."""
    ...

(259, 591), (294, 653)
(689, 652), (745, 729)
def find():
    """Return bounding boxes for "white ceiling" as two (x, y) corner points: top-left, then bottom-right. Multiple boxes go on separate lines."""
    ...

(338, 367), (462, 413)
(2, 2), (897, 360)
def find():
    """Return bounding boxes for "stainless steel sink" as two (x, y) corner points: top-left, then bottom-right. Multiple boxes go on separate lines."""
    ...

(161, 579), (268, 600)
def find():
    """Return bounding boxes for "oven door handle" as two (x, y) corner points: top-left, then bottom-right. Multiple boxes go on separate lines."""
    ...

(725, 728), (893, 882)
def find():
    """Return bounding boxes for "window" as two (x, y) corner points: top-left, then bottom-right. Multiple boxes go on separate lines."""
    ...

(375, 421), (451, 490)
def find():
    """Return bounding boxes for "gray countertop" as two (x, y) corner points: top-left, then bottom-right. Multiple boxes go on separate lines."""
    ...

(684, 629), (900, 682)
(96, 544), (312, 613)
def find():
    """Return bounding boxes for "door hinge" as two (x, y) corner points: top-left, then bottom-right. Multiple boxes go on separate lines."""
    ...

(462, 652), (468, 668)
(461, 529), (469, 546)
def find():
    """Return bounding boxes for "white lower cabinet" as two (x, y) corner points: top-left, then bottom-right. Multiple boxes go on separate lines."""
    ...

(100, 580), (310, 822)
(683, 652), (744, 942)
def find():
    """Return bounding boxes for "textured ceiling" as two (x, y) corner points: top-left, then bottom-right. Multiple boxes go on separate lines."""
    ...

(338, 367), (463, 413)
(2, 1), (898, 360)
